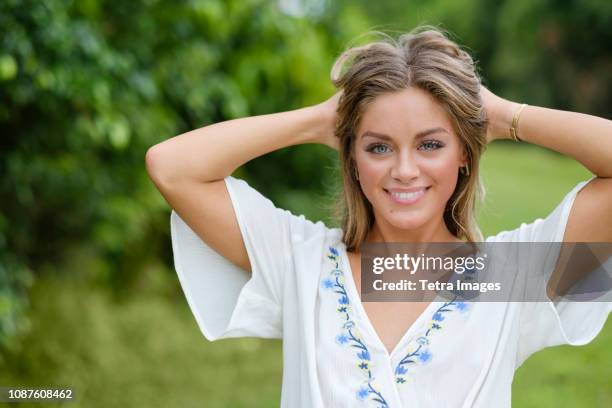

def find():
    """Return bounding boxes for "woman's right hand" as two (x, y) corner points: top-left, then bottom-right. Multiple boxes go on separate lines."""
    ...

(312, 90), (342, 150)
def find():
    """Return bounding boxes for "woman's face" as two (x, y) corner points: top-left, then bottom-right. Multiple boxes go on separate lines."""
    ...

(354, 86), (467, 235)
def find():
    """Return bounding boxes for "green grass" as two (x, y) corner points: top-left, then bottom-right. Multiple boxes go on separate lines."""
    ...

(512, 324), (612, 407)
(0, 275), (283, 408)
(478, 141), (593, 236)
(1, 143), (609, 407)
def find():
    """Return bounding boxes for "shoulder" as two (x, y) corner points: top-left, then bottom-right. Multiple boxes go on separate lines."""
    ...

(289, 216), (341, 241)
(563, 176), (612, 242)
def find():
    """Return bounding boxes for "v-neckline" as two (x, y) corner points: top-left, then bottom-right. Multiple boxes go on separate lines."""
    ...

(339, 243), (442, 360)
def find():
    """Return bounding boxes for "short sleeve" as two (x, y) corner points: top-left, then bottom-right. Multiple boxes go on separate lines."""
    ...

(505, 176), (612, 365)
(170, 175), (312, 342)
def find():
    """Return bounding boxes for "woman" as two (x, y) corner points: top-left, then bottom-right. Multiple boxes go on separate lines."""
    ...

(146, 25), (612, 407)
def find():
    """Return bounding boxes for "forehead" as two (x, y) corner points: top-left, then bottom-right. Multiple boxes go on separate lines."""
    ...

(358, 87), (453, 136)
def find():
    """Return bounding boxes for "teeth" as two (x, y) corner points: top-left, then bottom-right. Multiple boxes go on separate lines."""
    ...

(390, 190), (425, 200)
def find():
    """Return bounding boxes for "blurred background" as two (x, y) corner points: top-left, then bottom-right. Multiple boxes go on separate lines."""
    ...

(1, 0), (610, 406)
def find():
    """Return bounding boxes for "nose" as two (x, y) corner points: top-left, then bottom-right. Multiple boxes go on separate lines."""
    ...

(390, 150), (420, 181)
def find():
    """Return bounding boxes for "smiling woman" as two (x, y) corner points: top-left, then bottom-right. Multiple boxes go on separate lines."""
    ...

(329, 28), (488, 251)
(352, 87), (470, 242)
(147, 24), (611, 408)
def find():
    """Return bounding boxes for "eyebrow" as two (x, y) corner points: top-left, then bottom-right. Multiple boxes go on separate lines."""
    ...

(360, 127), (449, 141)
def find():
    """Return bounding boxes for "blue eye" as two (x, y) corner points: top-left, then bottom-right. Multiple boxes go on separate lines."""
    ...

(420, 140), (443, 151)
(366, 140), (444, 154)
(366, 143), (390, 154)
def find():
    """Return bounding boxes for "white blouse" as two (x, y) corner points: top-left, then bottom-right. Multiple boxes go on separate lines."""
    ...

(169, 175), (611, 407)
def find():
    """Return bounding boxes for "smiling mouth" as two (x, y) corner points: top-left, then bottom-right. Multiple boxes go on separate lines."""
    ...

(384, 187), (431, 205)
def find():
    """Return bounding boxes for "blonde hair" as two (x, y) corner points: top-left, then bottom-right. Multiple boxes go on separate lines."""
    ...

(329, 25), (488, 252)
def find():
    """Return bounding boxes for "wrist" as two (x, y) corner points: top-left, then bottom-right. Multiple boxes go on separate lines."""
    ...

(492, 99), (521, 141)
(296, 105), (329, 145)
(306, 103), (337, 146)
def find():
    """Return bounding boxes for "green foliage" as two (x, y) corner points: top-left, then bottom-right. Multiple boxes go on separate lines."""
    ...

(349, 0), (612, 115)
(0, 0), (349, 346)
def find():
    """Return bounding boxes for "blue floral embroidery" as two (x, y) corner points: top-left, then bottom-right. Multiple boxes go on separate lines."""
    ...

(321, 277), (335, 290)
(357, 386), (370, 400)
(322, 246), (389, 408)
(335, 333), (349, 345)
(394, 296), (471, 385)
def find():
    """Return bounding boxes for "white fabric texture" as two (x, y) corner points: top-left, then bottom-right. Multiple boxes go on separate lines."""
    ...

(169, 175), (610, 407)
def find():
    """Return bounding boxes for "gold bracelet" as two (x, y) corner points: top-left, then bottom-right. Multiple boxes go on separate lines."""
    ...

(509, 103), (528, 142)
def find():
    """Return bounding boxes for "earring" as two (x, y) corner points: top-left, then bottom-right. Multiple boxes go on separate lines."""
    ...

(460, 164), (470, 176)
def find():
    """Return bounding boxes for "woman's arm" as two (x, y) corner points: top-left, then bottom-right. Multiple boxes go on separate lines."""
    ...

(481, 86), (612, 298)
(145, 93), (339, 273)
(483, 86), (612, 177)
(147, 106), (322, 185)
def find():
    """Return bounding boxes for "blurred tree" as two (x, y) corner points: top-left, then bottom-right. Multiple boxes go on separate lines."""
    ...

(491, 0), (612, 115)
(347, 0), (612, 116)
(0, 0), (366, 348)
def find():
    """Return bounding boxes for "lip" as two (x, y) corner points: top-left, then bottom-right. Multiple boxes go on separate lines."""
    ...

(385, 186), (431, 193)
(384, 186), (430, 205)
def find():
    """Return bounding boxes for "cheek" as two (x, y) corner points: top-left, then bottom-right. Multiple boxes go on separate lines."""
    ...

(356, 160), (386, 200)
(429, 157), (460, 179)
(420, 147), (460, 169)
(426, 157), (460, 197)
(359, 160), (387, 177)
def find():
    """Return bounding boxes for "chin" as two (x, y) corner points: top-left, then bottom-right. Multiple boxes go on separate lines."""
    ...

(385, 213), (430, 231)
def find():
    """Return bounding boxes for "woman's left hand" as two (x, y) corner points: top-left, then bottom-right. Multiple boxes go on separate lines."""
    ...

(480, 85), (519, 143)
